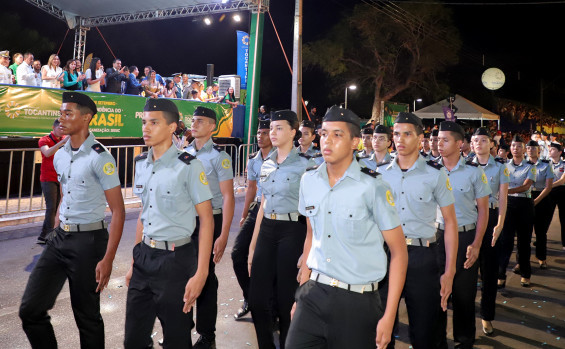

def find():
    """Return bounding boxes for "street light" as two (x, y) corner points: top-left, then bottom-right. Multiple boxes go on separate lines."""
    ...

(345, 85), (357, 109)
(413, 98), (422, 112)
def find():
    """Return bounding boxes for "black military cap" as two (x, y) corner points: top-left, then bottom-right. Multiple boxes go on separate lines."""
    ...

(550, 142), (562, 151)
(473, 127), (490, 137)
(270, 110), (298, 123)
(439, 121), (465, 138)
(374, 124), (390, 135)
(362, 127), (374, 135)
(431, 129), (439, 137)
(62, 92), (97, 115)
(512, 135), (524, 143)
(300, 120), (316, 129)
(541, 131), (548, 136)
(423, 132), (430, 139)
(193, 106), (216, 121)
(499, 144), (510, 151)
(258, 120), (270, 130)
(144, 98), (179, 117)
(526, 140), (539, 147)
(322, 106), (361, 128)
(394, 112), (423, 129)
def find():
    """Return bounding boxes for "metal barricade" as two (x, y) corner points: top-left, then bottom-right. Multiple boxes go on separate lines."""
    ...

(236, 143), (258, 188)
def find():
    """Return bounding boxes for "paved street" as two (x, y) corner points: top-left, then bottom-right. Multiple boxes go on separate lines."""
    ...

(1, 193), (564, 348)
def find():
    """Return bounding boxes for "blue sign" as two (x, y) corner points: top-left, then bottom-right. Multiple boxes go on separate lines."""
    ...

(237, 30), (249, 89)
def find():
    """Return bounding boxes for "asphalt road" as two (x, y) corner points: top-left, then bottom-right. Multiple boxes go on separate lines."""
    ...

(1, 194), (564, 348)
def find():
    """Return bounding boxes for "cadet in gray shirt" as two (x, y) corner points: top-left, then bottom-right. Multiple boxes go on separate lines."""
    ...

(20, 92), (125, 349)
(360, 124), (393, 171)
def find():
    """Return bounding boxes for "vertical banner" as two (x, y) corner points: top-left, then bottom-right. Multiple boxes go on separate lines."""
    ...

(237, 31), (249, 89)
(443, 106), (456, 122)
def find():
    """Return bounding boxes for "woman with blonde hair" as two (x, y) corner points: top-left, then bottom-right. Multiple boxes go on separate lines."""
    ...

(41, 54), (63, 89)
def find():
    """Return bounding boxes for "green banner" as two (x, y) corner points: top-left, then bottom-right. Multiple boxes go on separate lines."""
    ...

(383, 102), (409, 127)
(0, 85), (234, 138)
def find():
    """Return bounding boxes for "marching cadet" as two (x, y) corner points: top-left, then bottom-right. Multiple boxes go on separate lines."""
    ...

(498, 135), (536, 288)
(378, 113), (458, 348)
(359, 126), (374, 157)
(496, 144), (510, 162)
(460, 133), (475, 161)
(471, 127), (509, 336)
(429, 129), (441, 162)
(286, 106), (408, 349)
(247, 110), (311, 349)
(420, 132), (431, 157)
(549, 143), (565, 250)
(184, 106), (235, 349)
(231, 120), (273, 320)
(360, 124), (393, 170)
(524, 140), (553, 269)
(124, 99), (214, 348)
(20, 92), (125, 349)
(296, 120), (319, 157)
(436, 121), (491, 349)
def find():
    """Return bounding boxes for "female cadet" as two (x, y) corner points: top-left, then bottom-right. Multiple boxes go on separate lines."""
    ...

(472, 128), (509, 336)
(247, 110), (311, 349)
(548, 143), (565, 250)
(498, 135), (536, 287)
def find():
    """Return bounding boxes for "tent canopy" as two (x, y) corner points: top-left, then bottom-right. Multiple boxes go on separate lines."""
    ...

(414, 94), (499, 121)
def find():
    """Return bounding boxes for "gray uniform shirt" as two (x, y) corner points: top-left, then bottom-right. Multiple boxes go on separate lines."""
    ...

(553, 159), (565, 184)
(532, 159), (554, 191)
(247, 149), (272, 201)
(359, 152), (392, 171)
(472, 155), (510, 204)
(507, 159), (537, 198)
(134, 144), (213, 241)
(185, 138), (233, 210)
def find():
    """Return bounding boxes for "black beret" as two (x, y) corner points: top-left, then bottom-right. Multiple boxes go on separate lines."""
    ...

(362, 127), (374, 135)
(258, 120), (270, 130)
(144, 98), (179, 118)
(62, 92), (97, 115)
(541, 131), (548, 136)
(526, 140), (539, 147)
(512, 135), (524, 143)
(322, 106), (361, 128)
(431, 129), (439, 137)
(193, 106), (216, 121)
(499, 144), (510, 151)
(270, 110), (298, 123)
(300, 120), (316, 129)
(473, 127), (490, 137)
(463, 133), (472, 143)
(439, 121), (465, 138)
(423, 132), (430, 139)
(374, 124), (390, 135)
(550, 142), (562, 151)
(394, 112), (423, 129)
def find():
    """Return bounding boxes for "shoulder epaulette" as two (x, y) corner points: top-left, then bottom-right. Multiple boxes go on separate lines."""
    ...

(420, 151), (429, 158)
(306, 165), (318, 171)
(426, 160), (443, 170)
(541, 159), (550, 163)
(527, 160), (536, 165)
(494, 157), (506, 164)
(311, 152), (323, 158)
(360, 166), (380, 177)
(298, 153), (312, 160)
(356, 154), (370, 160)
(248, 151), (258, 159)
(465, 160), (479, 167)
(376, 161), (391, 167)
(213, 145), (223, 153)
(134, 152), (148, 162)
(178, 152), (196, 165)
(91, 143), (106, 154)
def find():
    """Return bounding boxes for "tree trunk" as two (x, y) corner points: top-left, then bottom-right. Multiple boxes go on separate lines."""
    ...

(371, 80), (383, 123)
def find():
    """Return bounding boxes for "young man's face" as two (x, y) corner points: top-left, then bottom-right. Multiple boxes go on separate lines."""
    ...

(438, 131), (462, 158)
(430, 135), (439, 151)
(298, 126), (315, 147)
(460, 139), (470, 153)
(372, 133), (390, 153)
(320, 121), (359, 165)
(511, 141), (525, 158)
(52, 123), (64, 138)
(362, 134), (373, 151)
(256, 128), (272, 149)
(393, 123), (421, 157)
(498, 149), (508, 159)
(190, 115), (215, 139)
(473, 135), (491, 156)
(58, 103), (90, 136)
(526, 145), (539, 159)
(141, 111), (176, 147)
(420, 138), (430, 151)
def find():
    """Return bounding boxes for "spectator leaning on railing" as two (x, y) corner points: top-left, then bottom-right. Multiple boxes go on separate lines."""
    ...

(17, 52), (38, 86)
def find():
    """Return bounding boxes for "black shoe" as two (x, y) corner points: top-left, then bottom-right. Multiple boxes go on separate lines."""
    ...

(193, 336), (216, 349)
(482, 320), (494, 336)
(36, 237), (46, 245)
(497, 279), (506, 289)
(512, 264), (520, 275)
(234, 300), (249, 320)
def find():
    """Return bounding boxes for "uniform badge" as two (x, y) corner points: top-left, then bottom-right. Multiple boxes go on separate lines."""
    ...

(481, 173), (488, 184)
(503, 167), (510, 177)
(386, 190), (395, 207)
(103, 162), (115, 175)
(221, 158), (231, 169)
(446, 178), (453, 191)
(199, 172), (209, 185)
(531, 168), (536, 175)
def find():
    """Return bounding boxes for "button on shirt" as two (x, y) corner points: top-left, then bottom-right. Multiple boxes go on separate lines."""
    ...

(532, 159), (554, 191)
(299, 159), (400, 285)
(54, 132), (120, 224)
(185, 138), (233, 210)
(552, 159), (565, 185)
(380, 155), (454, 239)
(472, 155), (510, 204)
(507, 159), (537, 198)
(437, 156), (491, 226)
(359, 152), (392, 171)
(247, 150), (272, 201)
(134, 144), (213, 241)
(260, 147), (310, 214)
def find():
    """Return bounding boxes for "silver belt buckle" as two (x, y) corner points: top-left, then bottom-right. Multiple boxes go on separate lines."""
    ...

(330, 278), (339, 287)
(405, 238), (413, 245)
(270, 213), (276, 219)
(63, 224), (70, 232)
(150, 239), (156, 248)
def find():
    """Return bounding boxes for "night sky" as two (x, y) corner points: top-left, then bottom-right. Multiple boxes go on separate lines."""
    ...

(4, 0), (565, 118)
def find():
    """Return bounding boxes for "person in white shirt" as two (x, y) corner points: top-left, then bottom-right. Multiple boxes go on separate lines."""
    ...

(17, 52), (38, 86)
(0, 50), (13, 84)
(41, 54), (64, 89)
(33, 60), (42, 86)
(85, 57), (106, 92)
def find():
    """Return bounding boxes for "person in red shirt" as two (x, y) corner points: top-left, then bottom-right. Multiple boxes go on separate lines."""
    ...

(37, 119), (68, 244)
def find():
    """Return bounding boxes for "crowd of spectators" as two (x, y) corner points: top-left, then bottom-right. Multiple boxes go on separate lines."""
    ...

(497, 99), (565, 130)
(0, 50), (240, 108)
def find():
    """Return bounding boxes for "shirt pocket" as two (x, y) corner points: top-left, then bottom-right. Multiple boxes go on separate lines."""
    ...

(407, 189), (434, 217)
(161, 184), (181, 213)
(282, 172), (302, 193)
(133, 178), (146, 197)
(302, 203), (319, 231)
(335, 207), (368, 242)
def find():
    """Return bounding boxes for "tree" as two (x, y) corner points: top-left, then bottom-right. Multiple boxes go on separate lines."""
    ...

(304, 2), (461, 121)
(0, 12), (56, 59)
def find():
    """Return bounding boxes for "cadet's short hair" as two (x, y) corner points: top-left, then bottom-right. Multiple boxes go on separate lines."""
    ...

(53, 119), (60, 127)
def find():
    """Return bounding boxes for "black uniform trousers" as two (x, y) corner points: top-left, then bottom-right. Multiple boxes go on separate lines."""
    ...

(248, 217), (306, 349)
(19, 226), (108, 349)
(125, 242), (197, 349)
(499, 196), (534, 279)
(436, 228), (479, 349)
(285, 280), (383, 349)
(532, 191), (554, 261)
(479, 208), (501, 321)
(39, 181), (60, 239)
(231, 202), (259, 301)
(192, 213), (223, 339)
(549, 186), (565, 247)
